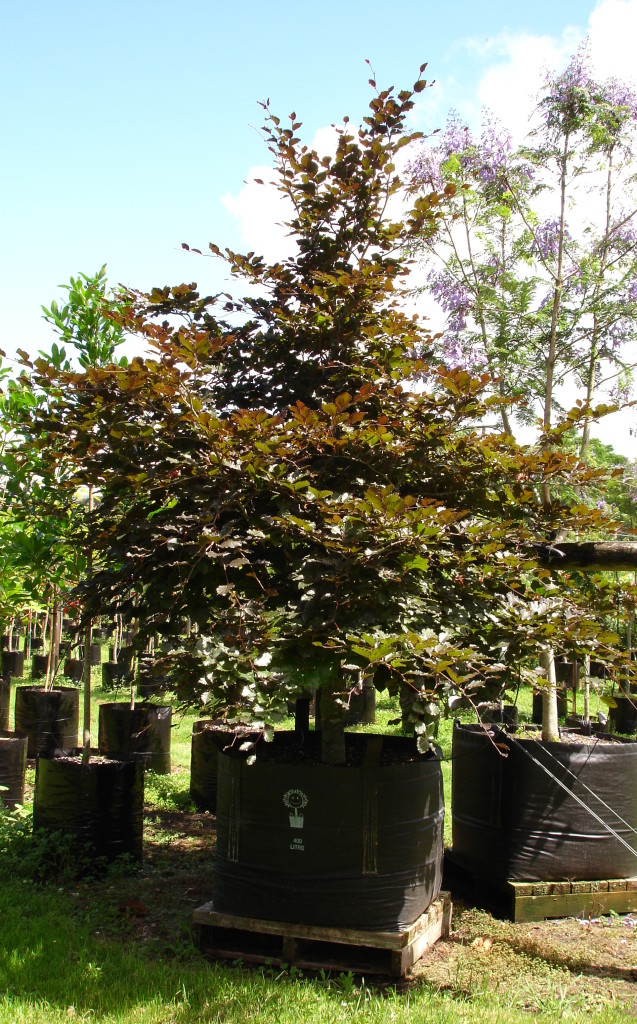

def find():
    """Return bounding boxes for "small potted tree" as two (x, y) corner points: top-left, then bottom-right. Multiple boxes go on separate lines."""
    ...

(15, 268), (144, 864)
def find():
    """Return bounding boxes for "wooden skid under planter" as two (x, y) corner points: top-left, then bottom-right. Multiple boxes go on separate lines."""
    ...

(193, 893), (452, 977)
(509, 878), (637, 922)
(444, 851), (637, 922)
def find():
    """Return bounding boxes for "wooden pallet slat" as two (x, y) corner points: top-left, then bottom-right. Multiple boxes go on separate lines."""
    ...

(445, 850), (637, 922)
(193, 892), (452, 977)
(509, 883), (637, 923)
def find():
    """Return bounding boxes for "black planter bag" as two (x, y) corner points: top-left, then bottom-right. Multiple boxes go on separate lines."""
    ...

(33, 754), (144, 863)
(451, 721), (637, 882)
(31, 654), (51, 680)
(0, 680), (10, 732)
(64, 658), (83, 682)
(1, 650), (24, 679)
(14, 686), (80, 757)
(0, 731), (27, 809)
(190, 721), (257, 813)
(213, 732), (444, 931)
(98, 703), (171, 774)
(532, 690), (568, 723)
(101, 662), (128, 688)
(609, 695), (637, 735)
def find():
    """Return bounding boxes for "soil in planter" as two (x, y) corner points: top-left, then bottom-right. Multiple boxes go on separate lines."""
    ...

(190, 721), (257, 813)
(14, 686), (80, 758)
(33, 753), (144, 864)
(451, 721), (637, 883)
(98, 703), (171, 774)
(213, 731), (444, 931)
(0, 731), (27, 809)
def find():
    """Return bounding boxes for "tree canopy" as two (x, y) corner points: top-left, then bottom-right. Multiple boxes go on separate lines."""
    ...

(15, 68), (637, 761)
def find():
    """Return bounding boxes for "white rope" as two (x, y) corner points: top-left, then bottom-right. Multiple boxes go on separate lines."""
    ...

(505, 733), (637, 861)
(526, 733), (637, 837)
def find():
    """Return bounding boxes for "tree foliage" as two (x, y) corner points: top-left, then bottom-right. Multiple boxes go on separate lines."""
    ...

(16, 70), (637, 760)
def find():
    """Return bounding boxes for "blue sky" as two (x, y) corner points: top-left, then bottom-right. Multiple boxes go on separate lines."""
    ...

(2, 0), (636, 452)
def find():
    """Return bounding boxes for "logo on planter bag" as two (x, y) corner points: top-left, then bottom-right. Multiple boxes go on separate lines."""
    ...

(283, 788), (308, 828)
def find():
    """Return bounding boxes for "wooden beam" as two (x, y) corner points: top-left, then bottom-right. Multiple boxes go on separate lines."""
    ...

(535, 541), (637, 572)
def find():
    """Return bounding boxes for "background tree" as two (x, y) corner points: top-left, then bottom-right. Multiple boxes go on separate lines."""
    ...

(409, 44), (637, 454)
(40, 265), (130, 371)
(13, 269), (131, 754)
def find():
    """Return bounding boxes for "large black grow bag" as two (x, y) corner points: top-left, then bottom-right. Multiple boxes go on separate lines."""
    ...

(0, 731), (27, 809)
(1, 650), (24, 679)
(14, 686), (80, 758)
(451, 721), (637, 882)
(33, 754), (144, 863)
(609, 695), (637, 735)
(190, 721), (257, 813)
(213, 731), (444, 931)
(101, 661), (129, 688)
(532, 689), (568, 723)
(98, 703), (171, 774)
(0, 680), (10, 732)
(64, 658), (83, 682)
(31, 653), (51, 680)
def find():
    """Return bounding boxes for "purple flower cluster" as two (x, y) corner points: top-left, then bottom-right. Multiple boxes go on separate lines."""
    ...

(427, 269), (472, 330)
(532, 219), (571, 261)
(603, 78), (637, 119)
(410, 111), (518, 198)
(476, 115), (513, 185)
(541, 40), (637, 154)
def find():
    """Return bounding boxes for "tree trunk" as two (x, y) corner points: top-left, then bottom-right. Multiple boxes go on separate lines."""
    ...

(318, 676), (346, 765)
(539, 648), (560, 743)
(82, 484), (94, 763)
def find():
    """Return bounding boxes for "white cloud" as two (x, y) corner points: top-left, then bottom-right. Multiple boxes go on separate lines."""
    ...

(473, 32), (580, 139)
(422, 1), (637, 142)
(589, 0), (637, 81)
(221, 165), (293, 264)
(221, 126), (342, 263)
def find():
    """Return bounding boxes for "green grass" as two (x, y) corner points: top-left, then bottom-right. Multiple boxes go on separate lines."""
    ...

(1, 658), (634, 1023)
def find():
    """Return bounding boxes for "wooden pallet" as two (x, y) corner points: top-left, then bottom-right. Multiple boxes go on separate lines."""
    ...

(193, 892), (452, 977)
(444, 851), (637, 922)
(508, 878), (637, 922)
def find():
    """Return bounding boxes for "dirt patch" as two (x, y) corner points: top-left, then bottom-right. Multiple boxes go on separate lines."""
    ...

(412, 903), (637, 1013)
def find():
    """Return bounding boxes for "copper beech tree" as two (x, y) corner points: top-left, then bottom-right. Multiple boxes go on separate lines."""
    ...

(19, 69), (636, 759)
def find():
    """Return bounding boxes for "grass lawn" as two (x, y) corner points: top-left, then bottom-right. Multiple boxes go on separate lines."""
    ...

(0, 661), (634, 1023)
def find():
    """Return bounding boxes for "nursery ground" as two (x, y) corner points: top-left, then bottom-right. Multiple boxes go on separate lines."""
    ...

(0, 667), (635, 1023)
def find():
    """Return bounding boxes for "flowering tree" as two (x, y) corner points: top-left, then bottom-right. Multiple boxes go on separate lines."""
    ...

(410, 44), (637, 455)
